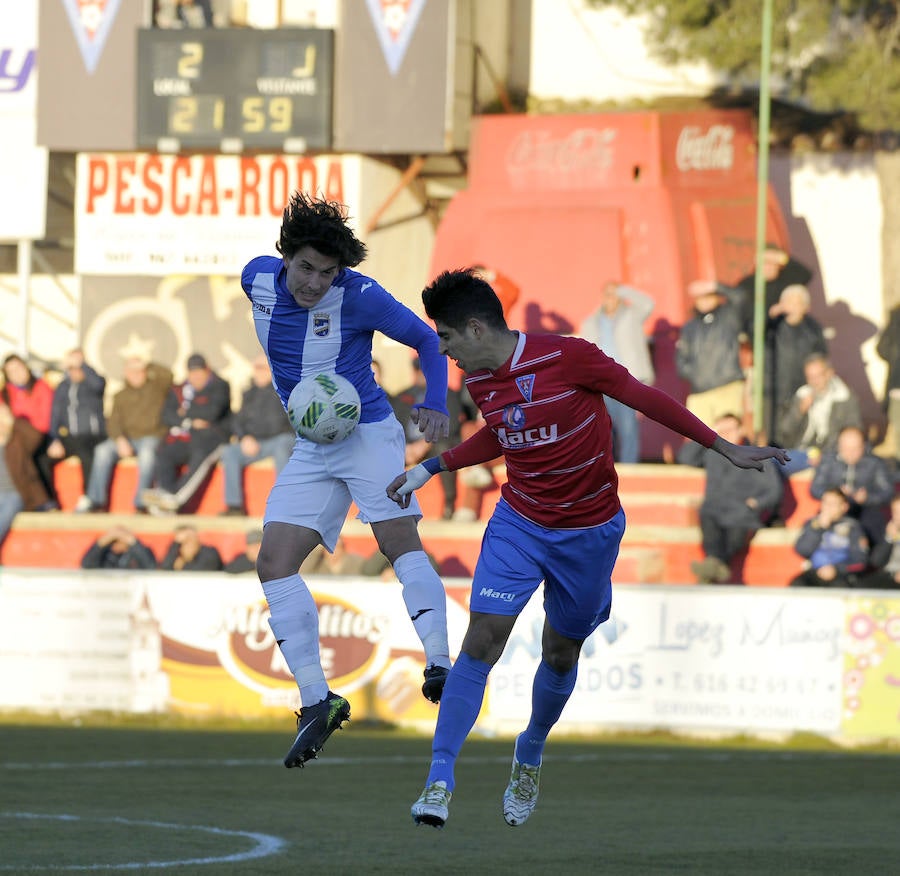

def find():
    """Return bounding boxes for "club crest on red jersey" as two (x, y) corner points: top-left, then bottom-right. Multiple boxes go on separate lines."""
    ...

(515, 374), (535, 402)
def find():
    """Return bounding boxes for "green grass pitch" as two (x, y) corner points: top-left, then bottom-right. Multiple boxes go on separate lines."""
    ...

(1, 717), (899, 875)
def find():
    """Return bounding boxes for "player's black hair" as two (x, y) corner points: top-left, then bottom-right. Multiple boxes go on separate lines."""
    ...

(422, 268), (507, 331)
(277, 192), (367, 267)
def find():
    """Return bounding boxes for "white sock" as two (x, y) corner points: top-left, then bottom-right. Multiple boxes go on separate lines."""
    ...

(262, 574), (328, 707)
(392, 551), (451, 670)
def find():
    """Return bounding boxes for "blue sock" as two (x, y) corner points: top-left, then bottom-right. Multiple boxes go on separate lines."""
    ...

(515, 659), (578, 766)
(426, 652), (492, 792)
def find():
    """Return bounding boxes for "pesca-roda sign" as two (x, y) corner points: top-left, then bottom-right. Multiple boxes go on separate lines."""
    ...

(75, 152), (358, 275)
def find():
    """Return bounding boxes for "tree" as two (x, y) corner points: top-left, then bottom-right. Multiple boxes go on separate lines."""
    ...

(590, 0), (900, 313)
(590, 0), (900, 132)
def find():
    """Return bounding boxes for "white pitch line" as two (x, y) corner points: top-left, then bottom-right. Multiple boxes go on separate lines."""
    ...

(0, 748), (876, 773)
(0, 812), (287, 871)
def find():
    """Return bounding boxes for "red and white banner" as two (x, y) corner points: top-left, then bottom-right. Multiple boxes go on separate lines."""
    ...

(0, 0), (48, 240)
(75, 152), (362, 275)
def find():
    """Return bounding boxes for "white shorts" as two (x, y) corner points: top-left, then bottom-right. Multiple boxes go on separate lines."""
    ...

(264, 415), (422, 550)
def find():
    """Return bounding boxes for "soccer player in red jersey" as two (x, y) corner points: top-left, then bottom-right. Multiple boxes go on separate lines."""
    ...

(388, 268), (789, 829)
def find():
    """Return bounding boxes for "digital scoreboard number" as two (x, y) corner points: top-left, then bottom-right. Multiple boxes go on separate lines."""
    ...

(137, 29), (333, 152)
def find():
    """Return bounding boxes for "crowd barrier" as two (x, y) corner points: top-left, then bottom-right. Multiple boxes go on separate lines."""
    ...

(1, 569), (897, 743)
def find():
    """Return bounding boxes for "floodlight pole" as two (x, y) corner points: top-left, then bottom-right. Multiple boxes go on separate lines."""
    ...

(752, 0), (774, 439)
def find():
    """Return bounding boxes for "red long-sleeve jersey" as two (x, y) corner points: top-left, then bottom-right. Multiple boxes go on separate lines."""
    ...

(442, 333), (717, 528)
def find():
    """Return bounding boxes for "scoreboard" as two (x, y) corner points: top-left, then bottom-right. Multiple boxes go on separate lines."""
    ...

(137, 29), (333, 153)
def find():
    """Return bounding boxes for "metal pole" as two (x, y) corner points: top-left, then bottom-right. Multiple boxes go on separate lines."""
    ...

(752, 0), (774, 438)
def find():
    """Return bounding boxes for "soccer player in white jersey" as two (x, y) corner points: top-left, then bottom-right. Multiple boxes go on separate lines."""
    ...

(241, 193), (452, 768)
(388, 268), (788, 828)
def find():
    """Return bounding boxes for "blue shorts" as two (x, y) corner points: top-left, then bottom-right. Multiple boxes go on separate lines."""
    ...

(469, 499), (626, 641)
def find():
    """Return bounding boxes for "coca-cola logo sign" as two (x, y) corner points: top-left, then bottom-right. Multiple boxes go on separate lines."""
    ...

(505, 127), (617, 190)
(214, 595), (392, 695)
(675, 125), (735, 171)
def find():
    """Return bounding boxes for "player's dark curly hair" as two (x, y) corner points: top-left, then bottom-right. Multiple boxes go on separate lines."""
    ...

(277, 192), (367, 267)
(422, 268), (507, 331)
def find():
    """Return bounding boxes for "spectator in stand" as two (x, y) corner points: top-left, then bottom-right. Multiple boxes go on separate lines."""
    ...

(777, 353), (863, 476)
(450, 383), (504, 522)
(764, 284), (828, 446)
(875, 303), (900, 459)
(737, 243), (813, 341)
(153, 0), (214, 27)
(390, 357), (463, 519)
(160, 524), (223, 571)
(789, 488), (868, 587)
(220, 354), (295, 516)
(224, 528), (264, 574)
(676, 279), (747, 428)
(80, 524), (157, 570)
(300, 535), (368, 576)
(860, 494), (900, 589)
(81, 356), (173, 514)
(580, 281), (655, 463)
(0, 403), (25, 554)
(1, 353), (57, 509)
(679, 412), (783, 584)
(809, 425), (893, 546)
(46, 348), (107, 511)
(142, 353), (231, 515)
(1, 398), (54, 513)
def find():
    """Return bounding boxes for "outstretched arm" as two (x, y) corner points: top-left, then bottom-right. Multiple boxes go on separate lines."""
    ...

(711, 437), (789, 471)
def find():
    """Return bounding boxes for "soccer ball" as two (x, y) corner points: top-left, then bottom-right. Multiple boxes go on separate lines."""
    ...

(287, 373), (361, 444)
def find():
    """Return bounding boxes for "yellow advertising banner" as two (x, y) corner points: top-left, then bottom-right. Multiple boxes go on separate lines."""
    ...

(840, 595), (900, 739)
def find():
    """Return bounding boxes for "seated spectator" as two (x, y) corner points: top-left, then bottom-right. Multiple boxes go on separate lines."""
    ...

(1, 353), (57, 509)
(300, 535), (368, 576)
(789, 488), (868, 587)
(154, 0), (214, 27)
(679, 413), (783, 584)
(810, 425), (893, 545)
(1, 395), (56, 515)
(764, 284), (828, 446)
(46, 348), (107, 511)
(220, 354), (295, 516)
(0, 403), (25, 553)
(859, 494), (900, 589)
(160, 524), (223, 571)
(390, 357), (462, 519)
(81, 355), (173, 514)
(777, 353), (863, 475)
(80, 525), (157, 570)
(224, 528), (263, 574)
(143, 353), (231, 514)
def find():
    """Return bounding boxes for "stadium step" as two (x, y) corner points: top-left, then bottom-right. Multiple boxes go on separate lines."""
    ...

(3, 459), (815, 587)
(48, 458), (818, 527)
(0, 511), (804, 586)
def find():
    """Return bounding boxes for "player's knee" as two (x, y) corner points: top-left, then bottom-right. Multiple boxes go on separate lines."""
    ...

(256, 547), (292, 582)
(541, 639), (580, 673)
